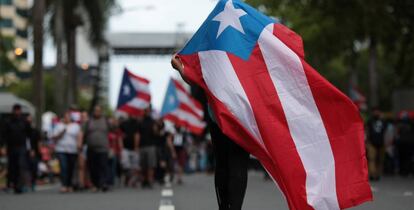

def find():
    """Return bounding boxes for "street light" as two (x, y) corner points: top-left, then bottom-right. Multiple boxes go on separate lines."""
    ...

(14, 47), (24, 56)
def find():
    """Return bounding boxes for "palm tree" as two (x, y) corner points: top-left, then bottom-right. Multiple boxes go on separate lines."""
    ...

(32, 0), (46, 129)
(46, 0), (116, 110)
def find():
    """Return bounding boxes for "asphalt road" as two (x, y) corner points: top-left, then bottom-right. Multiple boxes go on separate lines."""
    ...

(1, 172), (413, 210)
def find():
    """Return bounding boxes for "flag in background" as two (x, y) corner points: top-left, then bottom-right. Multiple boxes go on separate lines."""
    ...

(117, 68), (151, 116)
(177, 0), (372, 209)
(161, 78), (206, 135)
(350, 85), (367, 111)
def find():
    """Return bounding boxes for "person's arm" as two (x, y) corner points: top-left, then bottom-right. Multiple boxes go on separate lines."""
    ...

(77, 129), (84, 153)
(118, 132), (124, 151)
(52, 125), (66, 141)
(166, 134), (177, 159)
(134, 132), (140, 152)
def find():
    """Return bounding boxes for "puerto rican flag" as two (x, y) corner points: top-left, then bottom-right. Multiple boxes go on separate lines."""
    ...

(161, 78), (206, 135)
(117, 68), (151, 116)
(177, 0), (372, 209)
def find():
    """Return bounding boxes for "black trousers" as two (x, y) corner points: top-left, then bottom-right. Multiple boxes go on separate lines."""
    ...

(7, 148), (27, 193)
(210, 122), (249, 210)
(87, 150), (108, 189)
(56, 153), (78, 187)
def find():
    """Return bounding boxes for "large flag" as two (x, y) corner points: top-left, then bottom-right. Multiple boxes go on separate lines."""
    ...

(117, 68), (151, 116)
(177, 0), (372, 209)
(161, 78), (206, 135)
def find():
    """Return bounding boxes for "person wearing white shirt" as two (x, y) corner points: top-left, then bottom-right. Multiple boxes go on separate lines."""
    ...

(52, 111), (83, 193)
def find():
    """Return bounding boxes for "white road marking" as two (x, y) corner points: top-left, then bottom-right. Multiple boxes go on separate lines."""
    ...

(159, 199), (175, 210)
(159, 187), (175, 210)
(403, 191), (413, 197)
(162, 189), (174, 197)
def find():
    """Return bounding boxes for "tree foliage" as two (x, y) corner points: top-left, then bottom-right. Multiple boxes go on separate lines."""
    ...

(247, 0), (414, 109)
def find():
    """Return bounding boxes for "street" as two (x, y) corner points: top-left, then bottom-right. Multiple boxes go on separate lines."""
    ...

(1, 171), (413, 210)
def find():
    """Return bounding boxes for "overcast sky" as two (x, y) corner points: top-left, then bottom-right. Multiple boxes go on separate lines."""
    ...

(108, 0), (217, 111)
(34, 0), (218, 111)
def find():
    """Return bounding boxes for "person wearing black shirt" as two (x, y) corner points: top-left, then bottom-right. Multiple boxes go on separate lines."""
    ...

(138, 108), (157, 188)
(2, 104), (32, 194)
(154, 120), (176, 184)
(26, 115), (42, 191)
(396, 113), (414, 176)
(119, 116), (140, 187)
(367, 108), (387, 181)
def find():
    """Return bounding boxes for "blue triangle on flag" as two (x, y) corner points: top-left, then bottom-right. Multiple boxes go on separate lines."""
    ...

(160, 79), (180, 116)
(117, 68), (136, 108)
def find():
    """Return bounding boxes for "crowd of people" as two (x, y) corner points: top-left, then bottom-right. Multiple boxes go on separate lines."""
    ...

(0, 104), (214, 194)
(366, 108), (414, 180)
(1, 103), (414, 195)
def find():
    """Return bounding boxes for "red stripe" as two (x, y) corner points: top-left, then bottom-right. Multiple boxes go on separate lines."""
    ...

(126, 69), (150, 84)
(118, 105), (145, 116)
(172, 78), (204, 115)
(227, 46), (313, 210)
(273, 24), (372, 208)
(301, 62), (372, 208)
(136, 92), (151, 102)
(172, 79), (187, 93)
(164, 113), (204, 135)
(178, 53), (283, 200)
(179, 104), (203, 119)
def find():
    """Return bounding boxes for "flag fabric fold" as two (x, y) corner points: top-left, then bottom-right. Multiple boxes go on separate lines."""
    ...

(161, 78), (206, 135)
(117, 68), (151, 116)
(177, 0), (372, 209)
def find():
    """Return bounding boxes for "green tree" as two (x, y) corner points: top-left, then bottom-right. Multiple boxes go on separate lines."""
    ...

(247, 0), (414, 110)
(46, 0), (116, 114)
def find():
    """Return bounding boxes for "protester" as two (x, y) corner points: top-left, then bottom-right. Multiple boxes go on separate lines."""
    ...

(77, 110), (89, 190)
(52, 111), (83, 193)
(83, 105), (110, 192)
(366, 108), (387, 181)
(154, 120), (176, 185)
(172, 125), (187, 184)
(119, 115), (140, 187)
(26, 115), (42, 191)
(395, 112), (414, 176)
(172, 55), (250, 210)
(107, 117), (123, 187)
(2, 104), (32, 194)
(138, 108), (157, 188)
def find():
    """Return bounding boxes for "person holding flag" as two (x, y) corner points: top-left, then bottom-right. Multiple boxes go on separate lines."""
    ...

(171, 0), (372, 210)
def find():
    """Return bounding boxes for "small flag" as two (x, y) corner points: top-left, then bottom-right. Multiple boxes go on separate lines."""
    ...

(117, 68), (151, 116)
(350, 85), (367, 111)
(161, 78), (205, 135)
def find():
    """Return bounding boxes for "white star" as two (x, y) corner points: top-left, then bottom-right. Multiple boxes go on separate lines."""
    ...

(123, 85), (131, 96)
(212, 0), (247, 38)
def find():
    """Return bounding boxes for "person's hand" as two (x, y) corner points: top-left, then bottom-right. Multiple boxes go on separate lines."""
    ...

(171, 53), (184, 73)
(172, 152), (177, 160)
(30, 150), (36, 158)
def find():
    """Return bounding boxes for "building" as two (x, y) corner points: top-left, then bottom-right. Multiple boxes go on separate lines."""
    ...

(0, 0), (30, 73)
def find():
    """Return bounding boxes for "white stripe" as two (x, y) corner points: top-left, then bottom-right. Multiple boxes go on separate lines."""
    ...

(258, 24), (339, 210)
(127, 98), (150, 109)
(176, 89), (204, 117)
(198, 50), (264, 146)
(130, 78), (150, 94)
(171, 109), (206, 128)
